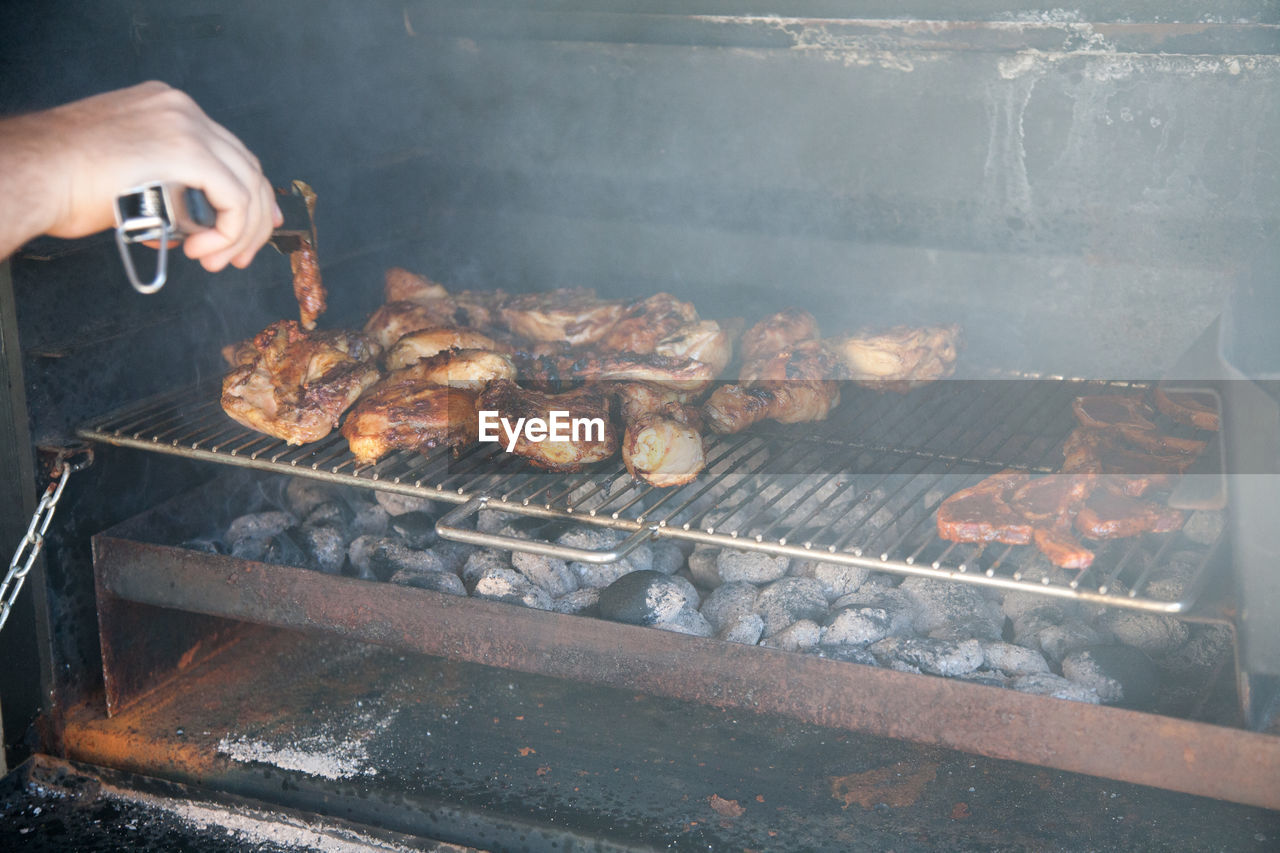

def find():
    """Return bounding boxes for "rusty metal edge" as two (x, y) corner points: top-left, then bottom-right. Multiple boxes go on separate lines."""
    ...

(93, 533), (1280, 811)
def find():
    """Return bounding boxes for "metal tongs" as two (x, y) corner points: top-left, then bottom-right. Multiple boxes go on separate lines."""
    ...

(113, 180), (316, 294)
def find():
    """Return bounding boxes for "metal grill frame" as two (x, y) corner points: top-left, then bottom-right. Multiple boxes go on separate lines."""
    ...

(77, 378), (1223, 614)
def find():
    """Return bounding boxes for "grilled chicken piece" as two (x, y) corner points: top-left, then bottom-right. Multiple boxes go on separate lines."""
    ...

(388, 347), (516, 392)
(829, 324), (961, 391)
(538, 351), (719, 393)
(1154, 386), (1220, 431)
(500, 289), (625, 347)
(475, 379), (618, 471)
(740, 308), (820, 363)
(655, 320), (734, 376)
(1075, 486), (1186, 539)
(936, 470), (1035, 545)
(363, 301), (458, 350)
(704, 340), (844, 433)
(600, 293), (699, 353)
(622, 411), (704, 488)
(384, 267), (448, 304)
(341, 379), (478, 464)
(385, 328), (511, 371)
(221, 321), (381, 445)
(613, 381), (695, 423)
(291, 239), (327, 330)
(383, 268), (507, 329)
(613, 382), (705, 487)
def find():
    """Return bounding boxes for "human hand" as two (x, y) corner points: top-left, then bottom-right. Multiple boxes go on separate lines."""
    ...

(0, 81), (282, 270)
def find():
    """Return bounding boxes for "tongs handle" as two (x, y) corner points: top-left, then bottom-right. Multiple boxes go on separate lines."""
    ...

(113, 181), (313, 294)
(113, 183), (217, 294)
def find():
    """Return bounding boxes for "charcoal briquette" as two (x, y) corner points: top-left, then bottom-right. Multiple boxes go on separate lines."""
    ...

(597, 570), (691, 626)
(390, 568), (466, 596)
(391, 511), (438, 549)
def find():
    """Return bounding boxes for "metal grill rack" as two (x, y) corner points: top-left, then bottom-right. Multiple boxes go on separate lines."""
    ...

(79, 378), (1223, 614)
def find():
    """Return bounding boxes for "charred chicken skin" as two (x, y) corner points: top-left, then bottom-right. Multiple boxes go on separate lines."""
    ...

(384, 327), (511, 371)
(341, 379), (479, 464)
(517, 350), (719, 393)
(499, 288), (625, 347)
(383, 268), (506, 329)
(829, 324), (961, 391)
(476, 379), (618, 471)
(363, 301), (460, 350)
(221, 320), (381, 445)
(704, 340), (844, 433)
(740, 308), (820, 363)
(655, 320), (734, 376)
(600, 292), (699, 353)
(388, 347), (516, 392)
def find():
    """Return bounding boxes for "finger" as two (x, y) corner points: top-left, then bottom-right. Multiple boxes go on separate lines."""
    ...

(230, 177), (278, 268)
(204, 167), (272, 271)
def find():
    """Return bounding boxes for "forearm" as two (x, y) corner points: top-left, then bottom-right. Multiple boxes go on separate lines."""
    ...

(0, 82), (278, 271)
(0, 111), (72, 258)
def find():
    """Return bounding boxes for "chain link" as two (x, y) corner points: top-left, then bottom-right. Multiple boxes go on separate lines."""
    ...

(1, 448), (90, 633)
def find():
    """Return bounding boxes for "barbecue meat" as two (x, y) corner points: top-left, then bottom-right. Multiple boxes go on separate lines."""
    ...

(1009, 473), (1096, 522)
(1033, 522), (1096, 569)
(475, 379), (618, 471)
(285, 182), (326, 331)
(363, 301), (458, 350)
(291, 239), (326, 331)
(538, 351), (719, 393)
(341, 379), (478, 464)
(622, 411), (704, 488)
(740, 308), (820, 363)
(1154, 386), (1220, 431)
(499, 289), (625, 347)
(1009, 473), (1097, 568)
(1075, 487), (1186, 539)
(383, 267), (448, 304)
(388, 347), (516, 392)
(1072, 395), (1158, 432)
(221, 320), (381, 445)
(936, 470), (1035, 545)
(829, 324), (961, 391)
(383, 268), (506, 329)
(613, 381), (695, 423)
(655, 320), (734, 376)
(385, 328), (510, 370)
(704, 340), (844, 433)
(600, 293), (698, 353)
(614, 382), (705, 487)
(1061, 427), (1192, 495)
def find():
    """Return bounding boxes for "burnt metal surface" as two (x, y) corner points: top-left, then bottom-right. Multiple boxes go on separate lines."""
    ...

(0, 753), (471, 851)
(92, 531), (1280, 810)
(80, 378), (1225, 614)
(63, 629), (1280, 851)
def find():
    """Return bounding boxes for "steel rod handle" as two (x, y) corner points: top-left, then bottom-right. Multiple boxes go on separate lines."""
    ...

(435, 497), (654, 564)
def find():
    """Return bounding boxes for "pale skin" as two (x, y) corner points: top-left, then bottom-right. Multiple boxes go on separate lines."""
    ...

(0, 81), (281, 269)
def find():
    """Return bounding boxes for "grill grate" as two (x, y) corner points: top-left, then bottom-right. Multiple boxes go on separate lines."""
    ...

(78, 378), (1222, 614)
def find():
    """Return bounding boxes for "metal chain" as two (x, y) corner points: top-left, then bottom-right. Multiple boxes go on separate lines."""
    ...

(1, 447), (91, 633)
